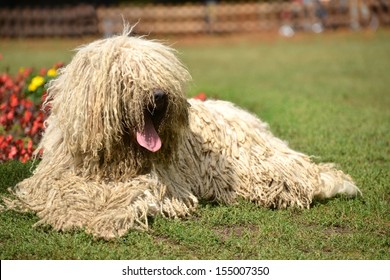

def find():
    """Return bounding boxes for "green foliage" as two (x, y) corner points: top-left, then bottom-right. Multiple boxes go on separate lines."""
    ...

(0, 31), (389, 259)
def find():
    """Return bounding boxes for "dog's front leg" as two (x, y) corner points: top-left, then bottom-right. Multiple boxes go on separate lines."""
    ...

(85, 175), (163, 239)
(87, 173), (198, 240)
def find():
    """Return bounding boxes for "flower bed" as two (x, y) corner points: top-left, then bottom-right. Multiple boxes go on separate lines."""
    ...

(0, 59), (63, 163)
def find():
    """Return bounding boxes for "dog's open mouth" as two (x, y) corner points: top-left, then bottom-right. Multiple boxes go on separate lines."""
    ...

(136, 90), (168, 152)
(136, 113), (162, 152)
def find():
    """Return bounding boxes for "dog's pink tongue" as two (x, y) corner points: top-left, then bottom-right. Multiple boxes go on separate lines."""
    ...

(136, 115), (162, 152)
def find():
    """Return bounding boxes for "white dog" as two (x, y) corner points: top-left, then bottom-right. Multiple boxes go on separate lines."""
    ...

(4, 30), (360, 239)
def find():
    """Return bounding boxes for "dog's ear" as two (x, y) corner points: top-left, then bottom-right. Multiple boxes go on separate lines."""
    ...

(46, 42), (127, 159)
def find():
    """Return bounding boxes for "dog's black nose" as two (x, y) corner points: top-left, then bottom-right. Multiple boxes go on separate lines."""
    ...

(154, 90), (166, 103)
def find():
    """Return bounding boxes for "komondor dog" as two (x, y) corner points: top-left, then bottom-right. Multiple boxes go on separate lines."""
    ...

(3, 29), (360, 239)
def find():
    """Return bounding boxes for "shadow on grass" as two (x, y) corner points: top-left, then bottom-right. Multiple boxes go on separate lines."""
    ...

(0, 160), (38, 193)
(311, 193), (366, 208)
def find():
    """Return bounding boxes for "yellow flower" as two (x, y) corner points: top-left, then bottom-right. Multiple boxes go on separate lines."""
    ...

(47, 68), (57, 77)
(28, 76), (45, 92)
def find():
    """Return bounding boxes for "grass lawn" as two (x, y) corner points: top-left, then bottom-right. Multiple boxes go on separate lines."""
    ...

(0, 30), (389, 259)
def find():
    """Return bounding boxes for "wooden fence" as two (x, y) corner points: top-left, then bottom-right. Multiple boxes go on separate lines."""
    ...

(0, 1), (389, 37)
(0, 4), (97, 37)
(97, 1), (390, 35)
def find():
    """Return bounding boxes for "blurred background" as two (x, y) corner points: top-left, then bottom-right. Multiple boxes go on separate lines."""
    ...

(0, 0), (389, 37)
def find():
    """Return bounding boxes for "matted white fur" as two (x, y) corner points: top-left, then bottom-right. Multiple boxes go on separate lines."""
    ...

(2, 30), (360, 239)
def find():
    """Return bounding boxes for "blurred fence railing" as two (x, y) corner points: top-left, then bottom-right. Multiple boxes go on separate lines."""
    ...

(0, 4), (98, 37)
(0, 1), (389, 37)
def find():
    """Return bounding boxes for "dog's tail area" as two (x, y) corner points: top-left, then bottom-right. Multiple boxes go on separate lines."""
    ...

(314, 163), (361, 199)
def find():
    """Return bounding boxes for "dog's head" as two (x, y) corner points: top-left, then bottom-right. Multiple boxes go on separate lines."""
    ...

(46, 31), (191, 178)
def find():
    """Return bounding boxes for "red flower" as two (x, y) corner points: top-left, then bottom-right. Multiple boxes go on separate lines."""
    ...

(0, 74), (7, 83)
(0, 135), (6, 147)
(20, 99), (33, 109)
(27, 139), (33, 151)
(22, 110), (32, 124)
(10, 93), (19, 107)
(193, 92), (207, 101)
(39, 68), (47, 76)
(8, 146), (17, 159)
(6, 110), (14, 121)
(4, 79), (14, 90)
(54, 62), (64, 69)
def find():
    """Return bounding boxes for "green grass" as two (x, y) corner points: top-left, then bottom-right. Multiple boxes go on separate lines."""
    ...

(1, 30), (389, 259)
